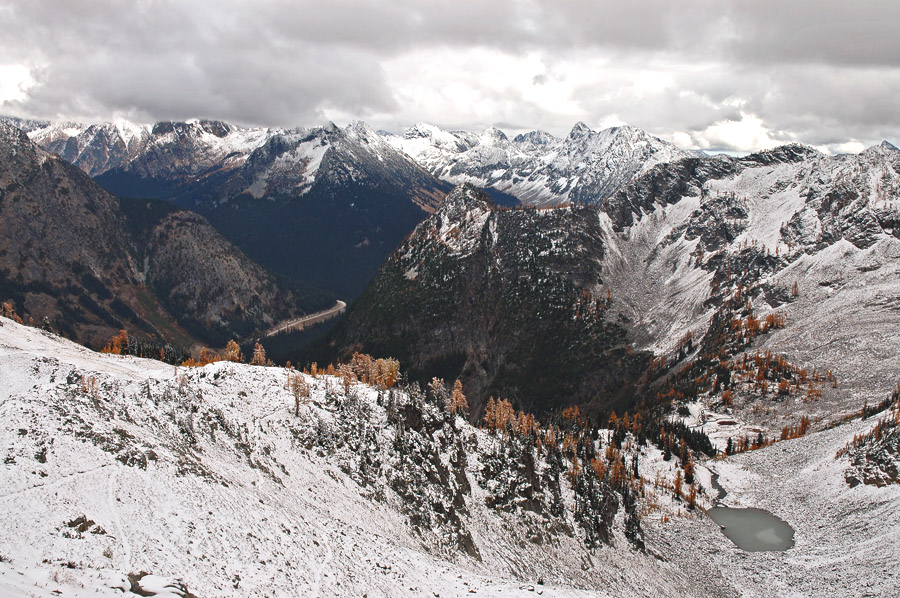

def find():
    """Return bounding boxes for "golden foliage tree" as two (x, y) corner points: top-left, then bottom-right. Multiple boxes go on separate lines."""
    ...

(224, 339), (243, 363)
(102, 330), (129, 355)
(289, 372), (310, 416)
(1, 302), (23, 324)
(249, 342), (267, 366)
(338, 363), (356, 394)
(450, 379), (468, 415)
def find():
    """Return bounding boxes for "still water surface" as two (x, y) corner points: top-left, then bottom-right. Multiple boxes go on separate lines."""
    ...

(708, 506), (795, 551)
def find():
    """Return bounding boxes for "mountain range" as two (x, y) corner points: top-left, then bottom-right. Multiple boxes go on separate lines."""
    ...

(6, 115), (702, 299)
(5, 112), (900, 418)
(330, 139), (900, 427)
(11, 116), (695, 211)
(1, 112), (900, 597)
(383, 121), (696, 206)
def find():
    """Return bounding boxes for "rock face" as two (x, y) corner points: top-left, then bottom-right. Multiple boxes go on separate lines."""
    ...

(844, 418), (900, 488)
(131, 204), (327, 346)
(0, 121), (145, 346)
(34, 120), (153, 177)
(329, 184), (650, 419)
(385, 122), (693, 207)
(0, 120), (319, 349)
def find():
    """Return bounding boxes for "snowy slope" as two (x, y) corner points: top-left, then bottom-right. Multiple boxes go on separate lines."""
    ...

(385, 122), (692, 206)
(4, 309), (898, 596)
(661, 417), (900, 598)
(599, 142), (900, 420)
(1, 316), (728, 598)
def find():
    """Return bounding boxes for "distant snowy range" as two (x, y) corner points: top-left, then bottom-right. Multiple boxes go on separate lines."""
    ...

(1, 113), (900, 597)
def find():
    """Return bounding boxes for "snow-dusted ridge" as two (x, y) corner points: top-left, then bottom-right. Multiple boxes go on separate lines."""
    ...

(16, 116), (690, 206)
(600, 138), (900, 416)
(384, 121), (694, 206)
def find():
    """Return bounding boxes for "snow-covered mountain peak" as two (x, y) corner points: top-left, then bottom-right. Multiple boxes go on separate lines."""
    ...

(603, 124), (652, 146)
(0, 115), (52, 133)
(150, 119), (238, 140)
(384, 121), (692, 207)
(0, 118), (34, 147)
(342, 120), (393, 151)
(744, 143), (821, 166)
(478, 126), (509, 144)
(398, 122), (475, 152)
(567, 121), (594, 139)
(440, 182), (494, 213)
(512, 129), (559, 148)
(26, 120), (89, 144)
(406, 122), (454, 139)
(861, 139), (900, 159)
(110, 118), (152, 144)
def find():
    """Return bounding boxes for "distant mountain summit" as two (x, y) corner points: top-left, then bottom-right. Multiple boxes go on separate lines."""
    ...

(384, 121), (693, 206)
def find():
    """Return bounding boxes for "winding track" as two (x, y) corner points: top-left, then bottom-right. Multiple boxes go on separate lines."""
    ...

(264, 300), (346, 337)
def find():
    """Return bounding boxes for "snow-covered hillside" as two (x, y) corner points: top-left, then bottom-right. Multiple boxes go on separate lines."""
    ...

(3, 304), (898, 597)
(1, 316), (732, 598)
(664, 416), (900, 598)
(600, 142), (900, 421)
(384, 122), (692, 206)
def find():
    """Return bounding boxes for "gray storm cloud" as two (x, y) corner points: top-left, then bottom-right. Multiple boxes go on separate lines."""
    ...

(1, 0), (898, 152)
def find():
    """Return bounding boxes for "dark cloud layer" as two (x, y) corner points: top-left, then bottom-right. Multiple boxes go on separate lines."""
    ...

(1, 0), (898, 151)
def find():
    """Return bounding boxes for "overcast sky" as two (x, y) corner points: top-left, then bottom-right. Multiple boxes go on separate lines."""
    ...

(1, 0), (898, 153)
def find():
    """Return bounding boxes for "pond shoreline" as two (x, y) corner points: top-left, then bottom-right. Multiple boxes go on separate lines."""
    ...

(707, 467), (795, 551)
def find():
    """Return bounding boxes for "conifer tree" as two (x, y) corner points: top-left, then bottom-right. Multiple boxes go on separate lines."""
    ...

(450, 379), (468, 416)
(250, 342), (267, 366)
(289, 372), (310, 416)
(225, 339), (242, 362)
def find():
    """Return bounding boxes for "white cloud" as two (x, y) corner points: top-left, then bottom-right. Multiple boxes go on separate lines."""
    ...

(813, 141), (867, 156)
(0, 64), (36, 105)
(379, 48), (588, 135)
(691, 113), (794, 153)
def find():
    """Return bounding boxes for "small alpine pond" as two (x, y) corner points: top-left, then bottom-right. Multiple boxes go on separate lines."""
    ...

(708, 506), (795, 552)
